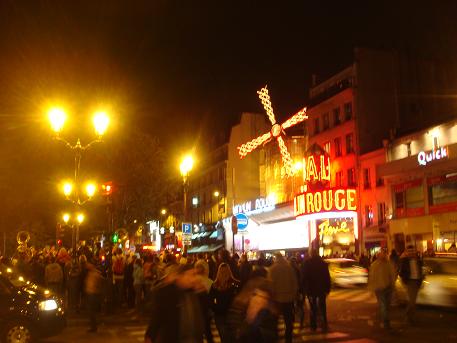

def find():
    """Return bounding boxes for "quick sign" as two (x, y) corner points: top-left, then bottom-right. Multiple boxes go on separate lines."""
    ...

(294, 188), (357, 217)
(417, 146), (448, 166)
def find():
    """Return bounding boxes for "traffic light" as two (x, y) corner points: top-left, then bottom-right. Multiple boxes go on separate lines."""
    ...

(57, 239), (62, 246)
(101, 181), (113, 196)
(112, 232), (119, 243)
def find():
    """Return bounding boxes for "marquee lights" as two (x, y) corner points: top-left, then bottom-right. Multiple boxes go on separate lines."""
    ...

(305, 154), (331, 183)
(237, 86), (308, 177)
(294, 188), (357, 217)
(417, 146), (448, 166)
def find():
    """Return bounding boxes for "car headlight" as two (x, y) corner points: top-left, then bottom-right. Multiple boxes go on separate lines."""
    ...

(39, 299), (58, 311)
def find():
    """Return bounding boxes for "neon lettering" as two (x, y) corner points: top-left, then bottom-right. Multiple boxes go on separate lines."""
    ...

(318, 219), (350, 236)
(347, 189), (357, 210)
(306, 156), (318, 182)
(320, 155), (331, 181)
(335, 190), (346, 210)
(323, 190), (333, 211)
(294, 188), (358, 217)
(306, 192), (314, 213)
(314, 192), (322, 212)
(417, 146), (448, 166)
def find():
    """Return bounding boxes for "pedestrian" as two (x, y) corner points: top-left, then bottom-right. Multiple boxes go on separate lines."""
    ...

(226, 272), (277, 343)
(45, 256), (64, 295)
(124, 254), (136, 308)
(195, 260), (215, 343)
(238, 253), (252, 287)
(84, 259), (104, 333)
(302, 250), (331, 332)
(448, 243), (457, 253)
(368, 249), (396, 329)
(144, 264), (205, 343)
(133, 258), (144, 311)
(209, 263), (240, 342)
(112, 248), (125, 310)
(399, 245), (423, 324)
(268, 252), (298, 343)
(389, 249), (400, 274)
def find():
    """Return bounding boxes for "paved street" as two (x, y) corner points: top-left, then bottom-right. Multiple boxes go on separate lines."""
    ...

(41, 287), (457, 343)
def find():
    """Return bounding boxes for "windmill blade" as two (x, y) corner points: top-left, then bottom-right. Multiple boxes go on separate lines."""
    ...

(281, 107), (308, 129)
(276, 136), (294, 177)
(257, 86), (277, 125)
(237, 132), (272, 158)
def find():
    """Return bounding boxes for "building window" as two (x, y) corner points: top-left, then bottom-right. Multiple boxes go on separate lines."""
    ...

(406, 142), (412, 157)
(346, 133), (354, 154)
(323, 141), (331, 154)
(363, 168), (371, 189)
(433, 136), (439, 150)
(347, 168), (356, 187)
(429, 177), (457, 206)
(314, 118), (320, 135)
(378, 202), (386, 224)
(394, 182), (424, 217)
(376, 177), (385, 187)
(365, 205), (373, 227)
(323, 112), (329, 130)
(344, 102), (353, 120)
(333, 107), (341, 125)
(335, 171), (343, 187)
(334, 137), (342, 157)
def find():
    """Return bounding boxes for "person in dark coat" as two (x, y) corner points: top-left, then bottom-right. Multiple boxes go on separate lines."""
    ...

(238, 254), (252, 286)
(398, 245), (423, 324)
(302, 250), (331, 332)
(144, 264), (205, 343)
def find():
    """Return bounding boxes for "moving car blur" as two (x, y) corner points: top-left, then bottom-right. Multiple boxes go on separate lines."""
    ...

(325, 258), (368, 287)
(0, 265), (66, 343)
(395, 254), (457, 307)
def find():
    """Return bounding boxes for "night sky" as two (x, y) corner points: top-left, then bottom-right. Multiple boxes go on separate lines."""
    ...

(0, 1), (456, 153)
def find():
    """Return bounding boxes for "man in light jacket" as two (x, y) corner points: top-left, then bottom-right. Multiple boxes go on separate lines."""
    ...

(269, 253), (298, 343)
(368, 249), (396, 329)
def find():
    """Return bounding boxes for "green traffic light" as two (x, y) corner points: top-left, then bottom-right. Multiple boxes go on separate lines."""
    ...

(112, 233), (119, 243)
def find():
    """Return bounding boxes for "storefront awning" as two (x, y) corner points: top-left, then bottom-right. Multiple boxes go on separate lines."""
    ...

(249, 201), (295, 224)
(187, 244), (224, 254)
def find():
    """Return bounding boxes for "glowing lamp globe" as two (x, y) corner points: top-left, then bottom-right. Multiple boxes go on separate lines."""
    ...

(93, 111), (110, 136)
(48, 108), (66, 133)
(180, 155), (194, 176)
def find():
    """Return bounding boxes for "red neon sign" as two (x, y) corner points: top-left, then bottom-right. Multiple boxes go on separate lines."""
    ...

(294, 188), (357, 217)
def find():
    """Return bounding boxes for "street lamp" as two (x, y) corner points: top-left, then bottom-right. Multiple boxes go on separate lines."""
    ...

(180, 155), (194, 221)
(63, 213), (70, 224)
(49, 106), (109, 255)
(161, 209), (167, 215)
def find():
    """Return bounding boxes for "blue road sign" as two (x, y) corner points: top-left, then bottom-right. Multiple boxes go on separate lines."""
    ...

(235, 213), (249, 231)
(182, 223), (192, 234)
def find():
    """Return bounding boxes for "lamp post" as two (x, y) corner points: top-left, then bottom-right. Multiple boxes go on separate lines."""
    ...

(61, 212), (85, 254)
(179, 155), (194, 223)
(49, 107), (109, 255)
(180, 155), (194, 252)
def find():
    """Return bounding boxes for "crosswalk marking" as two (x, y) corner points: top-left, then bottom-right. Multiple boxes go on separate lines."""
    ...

(301, 331), (348, 341)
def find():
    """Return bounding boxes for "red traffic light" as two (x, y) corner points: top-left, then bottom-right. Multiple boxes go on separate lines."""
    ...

(101, 181), (113, 195)
(57, 239), (62, 246)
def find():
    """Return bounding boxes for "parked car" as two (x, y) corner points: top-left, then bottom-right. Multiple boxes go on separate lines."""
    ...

(395, 255), (457, 307)
(325, 258), (368, 287)
(0, 265), (66, 343)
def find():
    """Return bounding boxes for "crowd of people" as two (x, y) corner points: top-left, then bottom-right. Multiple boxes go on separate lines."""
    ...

(0, 243), (427, 342)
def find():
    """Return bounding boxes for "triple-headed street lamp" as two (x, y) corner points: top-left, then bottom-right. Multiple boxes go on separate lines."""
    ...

(49, 107), (110, 254)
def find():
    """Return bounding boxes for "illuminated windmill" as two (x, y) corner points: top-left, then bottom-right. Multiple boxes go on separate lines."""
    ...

(237, 86), (308, 177)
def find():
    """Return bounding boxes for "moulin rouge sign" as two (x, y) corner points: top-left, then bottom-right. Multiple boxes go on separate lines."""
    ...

(294, 144), (358, 217)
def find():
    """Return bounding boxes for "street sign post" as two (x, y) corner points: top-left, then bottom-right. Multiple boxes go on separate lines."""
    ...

(235, 213), (249, 232)
(182, 223), (192, 246)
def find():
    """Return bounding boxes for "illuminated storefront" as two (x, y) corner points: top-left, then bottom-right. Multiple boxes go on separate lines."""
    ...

(224, 195), (310, 255)
(294, 144), (359, 256)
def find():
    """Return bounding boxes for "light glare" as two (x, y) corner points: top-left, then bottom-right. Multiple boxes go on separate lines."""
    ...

(76, 213), (85, 224)
(93, 111), (110, 136)
(180, 155), (194, 176)
(48, 108), (66, 133)
(85, 183), (96, 197)
(63, 182), (73, 197)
